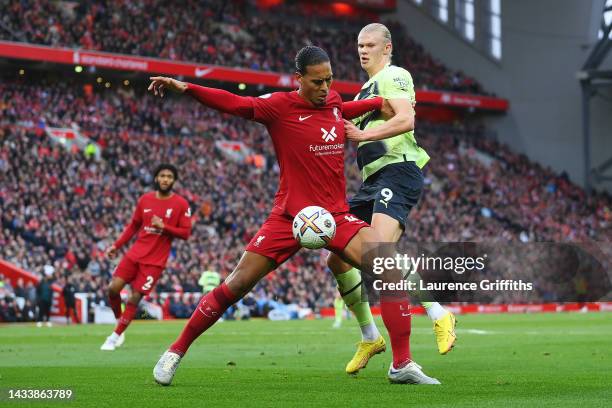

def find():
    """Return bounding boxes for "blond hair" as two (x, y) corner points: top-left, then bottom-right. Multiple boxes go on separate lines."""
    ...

(359, 23), (392, 59)
(360, 23), (392, 44)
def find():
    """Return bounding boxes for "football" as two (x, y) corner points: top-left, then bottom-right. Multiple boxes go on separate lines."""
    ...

(292, 206), (336, 249)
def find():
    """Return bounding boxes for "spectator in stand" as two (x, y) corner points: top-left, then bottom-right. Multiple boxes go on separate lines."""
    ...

(0, 0), (489, 95)
(25, 281), (37, 305)
(184, 296), (197, 316)
(0, 297), (19, 322)
(0, 75), (610, 314)
(13, 278), (26, 298)
(0, 273), (7, 298)
(21, 299), (37, 322)
(168, 295), (190, 319)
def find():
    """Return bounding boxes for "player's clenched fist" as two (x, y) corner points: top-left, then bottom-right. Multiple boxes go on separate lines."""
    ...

(151, 215), (165, 230)
(148, 76), (188, 98)
(105, 245), (118, 259)
(344, 119), (367, 142)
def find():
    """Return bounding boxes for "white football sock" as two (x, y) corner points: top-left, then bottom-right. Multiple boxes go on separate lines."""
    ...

(360, 321), (381, 342)
(423, 302), (447, 321)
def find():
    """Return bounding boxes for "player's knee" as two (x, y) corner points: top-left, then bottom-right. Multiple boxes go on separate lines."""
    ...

(381, 268), (406, 286)
(365, 227), (384, 243)
(327, 255), (353, 277)
(326, 253), (340, 271)
(128, 292), (143, 305)
(371, 223), (402, 242)
(108, 286), (120, 298)
(225, 268), (254, 298)
(354, 226), (383, 249)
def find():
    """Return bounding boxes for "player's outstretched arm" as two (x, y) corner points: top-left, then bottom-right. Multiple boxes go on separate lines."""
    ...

(148, 77), (255, 119)
(345, 98), (415, 142)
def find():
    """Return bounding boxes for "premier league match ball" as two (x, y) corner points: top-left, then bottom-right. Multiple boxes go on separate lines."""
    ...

(292, 206), (336, 249)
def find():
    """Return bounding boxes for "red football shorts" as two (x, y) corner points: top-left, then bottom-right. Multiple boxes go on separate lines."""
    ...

(246, 211), (369, 265)
(112, 255), (164, 295)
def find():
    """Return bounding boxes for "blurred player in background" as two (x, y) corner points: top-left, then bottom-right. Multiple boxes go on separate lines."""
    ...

(100, 164), (192, 351)
(36, 266), (55, 328)
(148, 46), (440, 386)
(199, 268), (221, 295)
(333, 294), (346, 328)
(62, 276), (78, 324)
(328, 23), (457, 377)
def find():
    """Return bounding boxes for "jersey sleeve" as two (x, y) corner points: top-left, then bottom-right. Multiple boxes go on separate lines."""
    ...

(186, 83), (255, 119)
(180, 201), (192, 230)
(342, 97), (383, 120)
(251, 93), (284, 124)
(382, 67), (415, 102)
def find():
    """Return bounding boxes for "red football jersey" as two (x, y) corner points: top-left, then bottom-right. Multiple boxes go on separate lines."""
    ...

(251, 90), (349, 217)
(113, 191), (192, 266)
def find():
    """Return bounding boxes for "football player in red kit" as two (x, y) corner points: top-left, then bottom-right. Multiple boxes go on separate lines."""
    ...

(100, 164), (192, 351)
(149, 46), (439, 385)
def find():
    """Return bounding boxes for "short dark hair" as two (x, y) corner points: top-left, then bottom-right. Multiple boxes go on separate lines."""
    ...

(295, 46), (330, 75)
(153, 163), (178, 180)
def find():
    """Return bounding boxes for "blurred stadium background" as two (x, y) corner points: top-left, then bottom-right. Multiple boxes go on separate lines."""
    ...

(0, 0), (610, 326)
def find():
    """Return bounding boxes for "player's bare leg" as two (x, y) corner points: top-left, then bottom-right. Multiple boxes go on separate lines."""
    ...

(154, 251), (275, 386)
(223, 252), (277, 297)
(341, 227), (440, 384)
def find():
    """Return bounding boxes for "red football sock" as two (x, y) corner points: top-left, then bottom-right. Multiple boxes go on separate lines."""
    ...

(380, 296), (412, 369)
(114, 302), (138, 335)
(109, 293), (122, 319)
(169, 283), (237, 356)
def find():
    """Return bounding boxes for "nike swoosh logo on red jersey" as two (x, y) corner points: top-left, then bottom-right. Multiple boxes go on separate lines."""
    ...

(299, 115), (312, 121)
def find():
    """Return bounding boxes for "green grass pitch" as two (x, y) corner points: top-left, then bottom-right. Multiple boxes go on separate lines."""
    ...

(0, 313), (610, 407)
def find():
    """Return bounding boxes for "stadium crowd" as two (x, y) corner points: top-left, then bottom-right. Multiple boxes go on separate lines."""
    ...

(0, 0), (487, 95)
(0, 74), (610, 322)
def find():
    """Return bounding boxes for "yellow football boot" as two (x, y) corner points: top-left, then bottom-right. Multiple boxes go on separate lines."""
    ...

(433, 311), (457, 355)
(345, 335), (386, 374)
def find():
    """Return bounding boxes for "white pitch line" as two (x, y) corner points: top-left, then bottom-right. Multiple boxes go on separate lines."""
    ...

(462, 329), (494, 335)
(214, 328), (468, 336)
